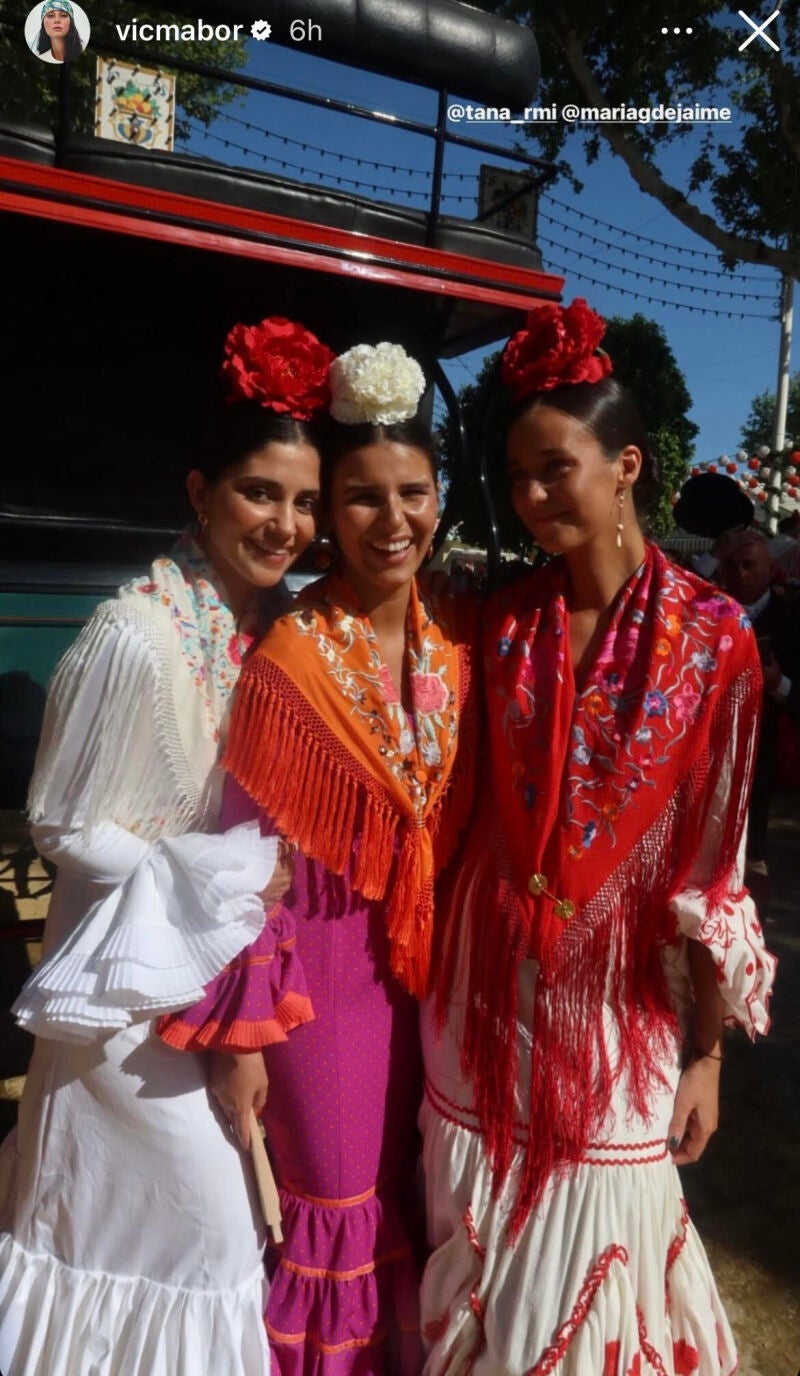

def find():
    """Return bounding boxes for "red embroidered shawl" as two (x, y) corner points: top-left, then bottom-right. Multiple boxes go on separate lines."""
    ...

(435, 545), (761, 1231)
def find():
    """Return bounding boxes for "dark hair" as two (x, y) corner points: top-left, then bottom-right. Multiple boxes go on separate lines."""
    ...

(197, 403), (325, 485)
(510, 376), (660, 514)
(324, 416), (439, 489)
(36, 14), (84, 60)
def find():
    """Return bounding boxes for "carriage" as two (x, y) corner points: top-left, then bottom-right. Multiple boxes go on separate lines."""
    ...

(0, 0), (562, 1106)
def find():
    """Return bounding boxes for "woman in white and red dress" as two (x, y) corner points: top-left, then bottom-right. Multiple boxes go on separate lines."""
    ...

(420, 300), (776, 1376)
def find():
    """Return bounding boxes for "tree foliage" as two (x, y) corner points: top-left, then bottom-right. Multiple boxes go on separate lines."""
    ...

(472, 0), (799, 276)
(740, 372), (800, 452)
(1, 4), (247, 140)
(440, 314), (695, 550)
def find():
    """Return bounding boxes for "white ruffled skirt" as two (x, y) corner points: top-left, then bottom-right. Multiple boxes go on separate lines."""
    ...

(0, 1021), (270, 1376)
(419, 980), (738, 1376)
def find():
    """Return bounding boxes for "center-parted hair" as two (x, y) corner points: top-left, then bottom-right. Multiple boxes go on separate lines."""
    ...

(323, 416), (439, 494)
(198, 403), (327, 485)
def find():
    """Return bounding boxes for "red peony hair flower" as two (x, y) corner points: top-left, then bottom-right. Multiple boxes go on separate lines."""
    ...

(221, 316), (335, 420)
(501, 298), (613, 401)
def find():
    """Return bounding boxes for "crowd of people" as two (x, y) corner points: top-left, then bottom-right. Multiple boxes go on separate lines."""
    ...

(0, 300), (778, 1376)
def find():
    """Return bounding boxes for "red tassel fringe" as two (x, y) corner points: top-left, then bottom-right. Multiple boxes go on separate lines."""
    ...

(435, 666), (761, 1234)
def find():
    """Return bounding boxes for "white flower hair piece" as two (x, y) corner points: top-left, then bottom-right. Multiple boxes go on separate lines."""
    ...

(329, 342), (426, 426)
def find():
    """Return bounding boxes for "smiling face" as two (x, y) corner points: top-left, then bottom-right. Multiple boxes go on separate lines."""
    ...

(507, 402), (641, 556)
(186, 442), (320, 611)
(329, 440), (438, 607)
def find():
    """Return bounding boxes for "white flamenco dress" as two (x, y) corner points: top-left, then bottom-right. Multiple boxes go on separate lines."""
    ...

(0, 543), (291, 1376)
(419, 765), (776, 1376)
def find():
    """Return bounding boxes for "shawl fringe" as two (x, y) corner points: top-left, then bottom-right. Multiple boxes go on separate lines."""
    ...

(225, 649), (477, 997)
(436, 662), (761, 1235)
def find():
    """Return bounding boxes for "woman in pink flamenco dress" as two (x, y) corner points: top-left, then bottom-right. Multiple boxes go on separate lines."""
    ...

(160, 343), (477, 1375)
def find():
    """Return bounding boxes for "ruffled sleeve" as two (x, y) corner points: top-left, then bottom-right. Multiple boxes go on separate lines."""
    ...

(157, 776), (314, 1052)
(157, 900), (313, 1052)
(668, 692), (776, 1038)
(13, 606), (278, 1041)
(14, 822), (277, 1039)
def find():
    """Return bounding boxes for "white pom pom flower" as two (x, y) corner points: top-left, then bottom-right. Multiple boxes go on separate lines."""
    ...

(329, 342), (426, 425)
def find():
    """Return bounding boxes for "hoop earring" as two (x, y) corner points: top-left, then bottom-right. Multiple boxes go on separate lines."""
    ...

(615, 492), (625, 550)
(425, 544), (435, 563)
(197, 513), (209, 529)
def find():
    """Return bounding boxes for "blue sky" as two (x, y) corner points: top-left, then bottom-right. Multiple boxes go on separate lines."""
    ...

(180, 21), (791, 469)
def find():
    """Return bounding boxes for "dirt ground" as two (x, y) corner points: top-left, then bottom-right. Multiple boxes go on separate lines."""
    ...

(681, 788), (800, 1376)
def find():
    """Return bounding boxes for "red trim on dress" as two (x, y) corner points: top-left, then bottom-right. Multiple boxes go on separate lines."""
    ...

(636, 1306), (669, 1376)
(664, 1198), (690, 1311)
(525, 1244), (629, 1376)
(426, 1077), (668, 1165)
(463, 1207), (486, 1263)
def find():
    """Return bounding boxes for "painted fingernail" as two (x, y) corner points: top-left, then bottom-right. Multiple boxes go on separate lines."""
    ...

(668, 1135), (680, 1151)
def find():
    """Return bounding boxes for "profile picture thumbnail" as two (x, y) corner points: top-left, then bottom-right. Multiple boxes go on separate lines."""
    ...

(25, 1), (90, 64)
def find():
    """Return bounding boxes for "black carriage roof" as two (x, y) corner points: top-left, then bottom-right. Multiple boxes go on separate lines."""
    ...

(162, 0), (540, 108)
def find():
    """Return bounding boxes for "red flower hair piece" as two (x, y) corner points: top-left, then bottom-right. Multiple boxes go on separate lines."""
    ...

(221, 316), (335, 420)
(501, 297), (613, 401)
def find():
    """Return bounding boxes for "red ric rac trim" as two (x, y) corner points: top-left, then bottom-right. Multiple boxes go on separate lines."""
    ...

(664, 1198), (690, 1311)
(157, 992), (314, 1052)
(636, 1307), (669, 1376)
(463, 1207), (486, 1262)
(525, 1244), (629, 1376)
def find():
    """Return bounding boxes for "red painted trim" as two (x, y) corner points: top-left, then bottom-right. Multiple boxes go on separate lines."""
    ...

(0, 156), (564, 307)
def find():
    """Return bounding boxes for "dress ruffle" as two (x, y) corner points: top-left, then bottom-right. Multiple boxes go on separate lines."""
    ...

(14, 822), (277, 1040)
(420, 1097), (737, 1376)
(266, 1181), (421, 1376)
(158, 902), (313, 1051)
(0, 1234), (270, 1376)
(669, 885), (776, 1036)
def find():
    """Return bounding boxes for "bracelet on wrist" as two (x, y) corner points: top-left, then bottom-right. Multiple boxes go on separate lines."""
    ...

(688, 1047), (723, 1063)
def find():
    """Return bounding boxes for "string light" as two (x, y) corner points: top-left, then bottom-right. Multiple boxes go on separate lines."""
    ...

(539, 209), (777, 300)
(178, 118), (780, 325)
(543, 255), (775, 321)
(540, 236), (779, 305)
(543, 192), (777, 277)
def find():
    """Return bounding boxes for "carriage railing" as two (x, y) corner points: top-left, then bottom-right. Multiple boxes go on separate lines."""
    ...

(0, 8), (556, 242)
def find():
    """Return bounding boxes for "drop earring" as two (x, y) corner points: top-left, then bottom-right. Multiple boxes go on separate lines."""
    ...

(615, 492), (625, 550)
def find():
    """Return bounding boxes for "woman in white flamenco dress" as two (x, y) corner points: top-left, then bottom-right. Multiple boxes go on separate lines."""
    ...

(0, 315), (333, 1376)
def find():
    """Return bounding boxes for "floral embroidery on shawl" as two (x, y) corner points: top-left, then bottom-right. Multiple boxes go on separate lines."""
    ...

(435, 546), (763, 1234)
(224, 575), (477, 996)
(124, 531), (258, 742)
(291, 587), (459, 803)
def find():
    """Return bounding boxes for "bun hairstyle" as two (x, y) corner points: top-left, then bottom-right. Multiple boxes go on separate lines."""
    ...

(502, 299), (659, 514)
(324, 342), (437, 481)
(197, 315), (334, 484)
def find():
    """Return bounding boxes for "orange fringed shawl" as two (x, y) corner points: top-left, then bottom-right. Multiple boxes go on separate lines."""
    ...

(224, 574), (477, 997)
